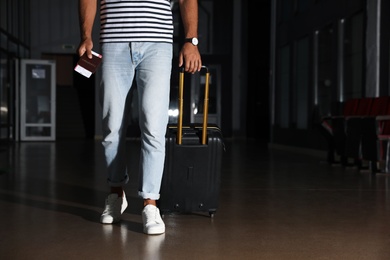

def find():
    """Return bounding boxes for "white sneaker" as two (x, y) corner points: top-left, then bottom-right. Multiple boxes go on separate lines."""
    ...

(142, 205), (165, 235)
(100, 192), (128, 224)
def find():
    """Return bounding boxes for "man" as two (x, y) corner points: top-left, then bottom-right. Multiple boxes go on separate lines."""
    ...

(77, 0), (202, 235)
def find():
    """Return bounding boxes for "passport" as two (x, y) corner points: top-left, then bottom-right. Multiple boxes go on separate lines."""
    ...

(74, 51), (102, 78)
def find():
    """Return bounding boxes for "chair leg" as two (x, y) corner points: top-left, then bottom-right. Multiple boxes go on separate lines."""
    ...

(385, 140), (390, 173)
(354, 158), (363, 169)
(340, 155), (348, 167)
(327, 146), (336, 164)
(369, 160), (378, 174)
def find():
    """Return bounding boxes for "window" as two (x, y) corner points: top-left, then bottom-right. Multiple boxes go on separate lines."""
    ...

(278, 45), (291, 128)
(343, 12), (364, 99)
(295, 36), (310, 129)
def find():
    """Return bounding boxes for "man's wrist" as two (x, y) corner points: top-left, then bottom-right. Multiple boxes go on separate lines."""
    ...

(184, 37), (198, 46)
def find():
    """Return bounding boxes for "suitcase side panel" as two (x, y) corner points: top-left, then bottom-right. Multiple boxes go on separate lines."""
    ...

(160, 127), (224, 214)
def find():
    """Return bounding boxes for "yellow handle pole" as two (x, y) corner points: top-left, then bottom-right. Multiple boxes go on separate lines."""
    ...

(202, 71), (210, 144)
(177, 71), (184, 144)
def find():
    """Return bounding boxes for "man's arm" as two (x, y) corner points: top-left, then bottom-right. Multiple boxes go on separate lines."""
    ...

(78, 0), (97, 59)
(178, 0), (202, 73)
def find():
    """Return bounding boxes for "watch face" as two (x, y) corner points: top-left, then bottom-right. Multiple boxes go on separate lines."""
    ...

(192, 38), (198, 45)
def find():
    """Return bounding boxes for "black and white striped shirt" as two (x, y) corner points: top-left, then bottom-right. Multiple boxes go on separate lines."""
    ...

(100, 0), (174, 43)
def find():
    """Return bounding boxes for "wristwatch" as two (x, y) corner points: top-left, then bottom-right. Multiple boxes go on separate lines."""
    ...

(184, 37), (199, 46)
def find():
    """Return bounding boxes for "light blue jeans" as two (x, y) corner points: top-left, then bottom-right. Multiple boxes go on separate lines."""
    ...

(100, 42), (172, 200)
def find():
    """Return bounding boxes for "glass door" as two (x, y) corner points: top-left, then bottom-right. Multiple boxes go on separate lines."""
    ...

(20, 59), (56, 141)
(190, 65), (221, 127)
(316, 24), (336, 117)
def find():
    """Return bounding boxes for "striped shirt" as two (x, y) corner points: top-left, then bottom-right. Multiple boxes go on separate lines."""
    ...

(100, 0), (174, 43)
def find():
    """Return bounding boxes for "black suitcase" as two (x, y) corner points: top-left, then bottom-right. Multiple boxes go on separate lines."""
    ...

(159, 66), (224, 217)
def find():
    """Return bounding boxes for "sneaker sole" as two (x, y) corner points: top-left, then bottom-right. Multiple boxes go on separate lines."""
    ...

(101, 216), (121, 224)
(144, 226), (165, 235)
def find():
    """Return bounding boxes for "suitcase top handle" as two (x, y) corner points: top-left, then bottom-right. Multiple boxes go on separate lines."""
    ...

(177, 65), (210, 145)
(179, 65), (208, 73)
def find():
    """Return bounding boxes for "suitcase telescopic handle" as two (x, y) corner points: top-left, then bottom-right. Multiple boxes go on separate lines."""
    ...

(177, 65), (210, 145)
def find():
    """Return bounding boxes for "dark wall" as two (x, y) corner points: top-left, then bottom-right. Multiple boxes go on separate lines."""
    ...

(207, 0), (233, 137)
(246, 1), (271, 141)
(380, 0), (390, 96)
(278, 0), (365, 45)
(176, 0), (234, 137)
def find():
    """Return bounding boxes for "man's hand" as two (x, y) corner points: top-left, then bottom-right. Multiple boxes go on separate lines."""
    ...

(77, 38), (94, 59)
(178, 43), (202, 74)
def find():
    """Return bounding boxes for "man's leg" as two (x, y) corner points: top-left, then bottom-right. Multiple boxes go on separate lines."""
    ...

(100, 42), (135, 224)
(136, 42), (172, 234)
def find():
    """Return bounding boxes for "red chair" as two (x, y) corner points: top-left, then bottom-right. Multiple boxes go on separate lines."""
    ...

(320, 99), (359, 135)
(343, 97), (375, 166)
(319, 98), (360, 164)
(338, 97), (375, 168)
(360, 96), (390, 173)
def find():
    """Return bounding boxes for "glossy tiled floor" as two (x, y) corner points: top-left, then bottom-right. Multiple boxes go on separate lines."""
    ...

(1, 138), (390, 260)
